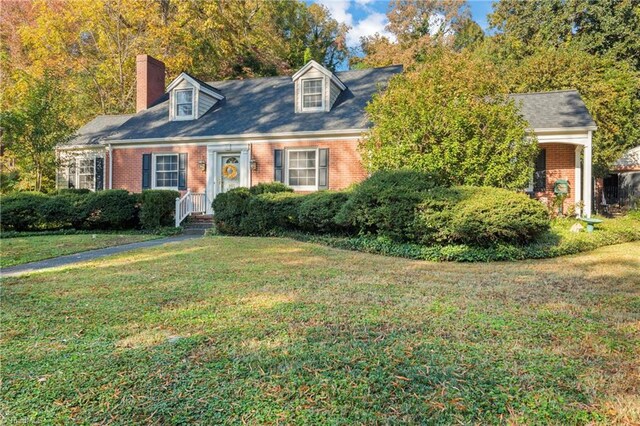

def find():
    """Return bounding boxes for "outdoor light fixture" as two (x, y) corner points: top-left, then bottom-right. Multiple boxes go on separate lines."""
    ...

(197, 160), (206, 171)
(250, 159), (258, 171)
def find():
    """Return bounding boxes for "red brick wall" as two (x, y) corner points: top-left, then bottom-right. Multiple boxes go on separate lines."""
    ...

(251, 139), (366, 190)
(108, 140), (366, 193)
(111, 146), (207, 193)
(535, 143), (577, 209)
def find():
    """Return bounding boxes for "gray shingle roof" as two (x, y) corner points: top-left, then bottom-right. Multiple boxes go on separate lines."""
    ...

(509, 90), (596, 130)
(61, 114), (134, 147)
(106, 65), (403, 141)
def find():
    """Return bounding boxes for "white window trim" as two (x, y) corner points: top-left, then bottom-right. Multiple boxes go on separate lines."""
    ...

(66, 155), (102, 191)
(285, 148), (319, 191)
(173, 88), (195, 121)
(152, 153), (180, 190)
(300, 78), (324, 112)
(77, 158), (95, 190)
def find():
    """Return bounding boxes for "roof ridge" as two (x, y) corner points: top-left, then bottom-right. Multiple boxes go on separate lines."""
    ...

(509, 89), (579, 96)
(205, 65), (404, 85)
(94, 113), (135, 118)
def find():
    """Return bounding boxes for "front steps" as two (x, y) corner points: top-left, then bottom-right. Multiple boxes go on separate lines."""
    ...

(182, 214), (214, 235)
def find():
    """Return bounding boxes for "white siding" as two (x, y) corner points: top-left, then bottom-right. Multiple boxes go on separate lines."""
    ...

(329, 80), (341, 110)
(294, 67), (326, 113)
(198, 92), (217, 118)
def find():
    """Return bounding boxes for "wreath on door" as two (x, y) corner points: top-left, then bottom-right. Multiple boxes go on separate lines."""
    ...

(222, 164), (238, 179)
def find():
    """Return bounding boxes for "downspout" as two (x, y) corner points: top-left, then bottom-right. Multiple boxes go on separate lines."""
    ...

(108, 144), (113, 189)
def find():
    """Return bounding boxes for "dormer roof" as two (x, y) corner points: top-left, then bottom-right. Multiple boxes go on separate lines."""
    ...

(167, 72), (225, 100)
(291, 60), (346, 91)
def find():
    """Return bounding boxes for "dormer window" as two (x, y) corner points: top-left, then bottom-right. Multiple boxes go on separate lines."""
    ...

(302, 78), (324, 111)
(167, 72), (224, 121)
(175, 89), (194, 117)
(292, 60), (346, 114)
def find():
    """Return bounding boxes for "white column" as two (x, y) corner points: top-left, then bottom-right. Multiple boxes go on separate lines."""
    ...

(240, 149), (249, 188)
(574, 146), (582, 217)
(108, 145), (113, 189)
(583, 132), (593, 218)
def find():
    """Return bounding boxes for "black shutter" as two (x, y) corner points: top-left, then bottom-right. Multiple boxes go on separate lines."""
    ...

(178, 153), (187, 190)
(95, 157), (104, 191)
(318, 148), (329, 190)
(68, 160), (77, 189)
(533, 149), (546, 192)
(274, 149), (284, 183)
(142, 153), (151, 189)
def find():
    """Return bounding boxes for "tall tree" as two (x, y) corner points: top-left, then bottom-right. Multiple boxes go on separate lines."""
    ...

(358, 0), (470, 68)
(489, 0), (640, 70)
(0, 73), (74, 192)
(362, 49), (537, 189)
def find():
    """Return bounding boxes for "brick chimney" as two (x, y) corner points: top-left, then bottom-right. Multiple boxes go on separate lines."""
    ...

(136, 54), (165, 113)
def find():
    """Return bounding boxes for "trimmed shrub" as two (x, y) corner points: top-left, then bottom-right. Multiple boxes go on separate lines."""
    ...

(212, 187), (252, 235)
(139, 190), (180, 229)
(335, 170), (445, 241)
(249, 182), (294, 196)
(241, 192), (304, 235)
(298, 191), (352, 234)
(40, 195), (77, 230)
(443, 187), (550, 245)
(83, 190), (137, 230)
(414, 186), (549, 245)
(0, 192), (47, 231)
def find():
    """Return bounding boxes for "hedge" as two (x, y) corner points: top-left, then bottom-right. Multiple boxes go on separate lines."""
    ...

(0, 192), (48, 231)
(298, 191), (352, 234)
(416, 186), (550, 246)
(335, 170), (444, 241)
(212, 172), (550, 247)
(242, 192), (304, 235)
(0, 189), (178, 232)
(139, 190), (180, 229)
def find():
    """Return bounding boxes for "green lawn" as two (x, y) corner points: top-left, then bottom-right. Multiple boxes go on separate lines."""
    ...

(2, 237), (639, 424)
(0, 233), (160, 268)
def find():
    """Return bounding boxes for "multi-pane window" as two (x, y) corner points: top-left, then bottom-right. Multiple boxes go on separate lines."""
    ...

(302, 78), (323, 110)
(78, 158), (95, 190)
(175, 89), (193, 117)
(288, 150), (316, 187)
(155, 154), (178, 188)
(533, 149), (547, 192)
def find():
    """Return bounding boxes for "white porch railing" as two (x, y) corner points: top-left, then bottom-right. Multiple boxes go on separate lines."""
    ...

(175, 189), (207, 227)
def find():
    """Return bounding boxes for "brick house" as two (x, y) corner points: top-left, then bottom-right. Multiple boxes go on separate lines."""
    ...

(57, 55), (597, 221)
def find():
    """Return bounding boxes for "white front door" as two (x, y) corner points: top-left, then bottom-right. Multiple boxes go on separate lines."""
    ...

(218, 153), (241, 194)
(206, 144), (250, 214)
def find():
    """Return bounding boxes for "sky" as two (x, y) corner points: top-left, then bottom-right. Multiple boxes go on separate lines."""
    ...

(312, 0), (495, 48)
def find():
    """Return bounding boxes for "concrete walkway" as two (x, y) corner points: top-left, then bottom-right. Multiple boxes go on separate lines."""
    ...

(1, 234), (199, 278)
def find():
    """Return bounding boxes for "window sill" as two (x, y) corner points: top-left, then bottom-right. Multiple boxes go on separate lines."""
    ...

(289, 185), (318, 192)
(152, 186), (180, 191)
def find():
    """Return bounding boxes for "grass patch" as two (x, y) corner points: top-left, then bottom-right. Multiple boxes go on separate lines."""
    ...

(2, 237), (639, 423)
(0, 233), (161, 268)
(295, 215), (640, 262)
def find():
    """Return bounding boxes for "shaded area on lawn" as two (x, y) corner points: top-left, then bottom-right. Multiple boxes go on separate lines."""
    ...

(0, 233), (160, 268)
(1, 237), (639, 424)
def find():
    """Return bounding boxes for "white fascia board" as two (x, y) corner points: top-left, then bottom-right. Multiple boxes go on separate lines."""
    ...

(106, 129), (366, 145)
(291, 60), (347, 91)
(56, 145), (107, 152)
(167, 72), (224, 100)
(531, 126), (597, 133)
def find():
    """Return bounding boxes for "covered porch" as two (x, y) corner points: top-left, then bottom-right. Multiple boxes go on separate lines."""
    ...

(532, 130), (594, 217)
